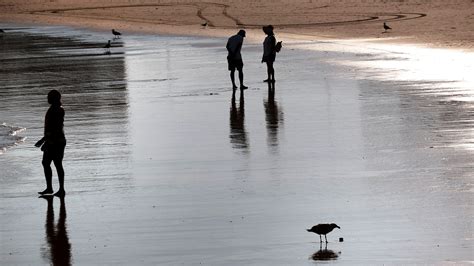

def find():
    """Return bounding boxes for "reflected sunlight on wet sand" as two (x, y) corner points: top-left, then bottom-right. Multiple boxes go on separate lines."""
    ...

(0, 25), (472, 265)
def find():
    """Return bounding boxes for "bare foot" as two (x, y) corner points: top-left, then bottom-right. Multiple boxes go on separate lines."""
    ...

(38, 189), (53, 195)
(53, 190), (66, 198)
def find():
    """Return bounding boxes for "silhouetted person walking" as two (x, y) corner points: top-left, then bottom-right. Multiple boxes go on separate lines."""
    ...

(35, 90), (67, 197)
(226, 30), (248, 90)
(262, 25), (278, 83)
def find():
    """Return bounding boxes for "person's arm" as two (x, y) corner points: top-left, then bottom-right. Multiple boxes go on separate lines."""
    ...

(35, 137), (45, 147)
(227, 40), (240, 59)
(35, 109), (48, 147)
(271, 36), (276, 53)
(235, 41), (242, 56)
(227, 40), (236, 58)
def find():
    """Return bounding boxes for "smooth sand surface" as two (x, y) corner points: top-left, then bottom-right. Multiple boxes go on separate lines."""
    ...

(0, 25), (472, 264)
(0, 0), (473, 50)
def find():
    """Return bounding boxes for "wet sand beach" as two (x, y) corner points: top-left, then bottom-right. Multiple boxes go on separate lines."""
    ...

(0, 25), (472, 264)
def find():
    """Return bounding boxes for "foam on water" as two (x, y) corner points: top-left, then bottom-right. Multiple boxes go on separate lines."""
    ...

(0, 123), (26, 154)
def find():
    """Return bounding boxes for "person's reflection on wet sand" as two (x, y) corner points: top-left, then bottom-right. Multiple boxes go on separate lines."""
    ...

(230, 89), (249, 152)
(310, 242), (340, 261)
(41, 196), (72, 265)
(264, 82), (283, 150)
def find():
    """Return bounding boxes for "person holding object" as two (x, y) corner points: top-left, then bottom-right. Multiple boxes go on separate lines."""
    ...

(35, 90), (67, 197)
(226, 29), (248, 90)
(262, 25), (281, 83)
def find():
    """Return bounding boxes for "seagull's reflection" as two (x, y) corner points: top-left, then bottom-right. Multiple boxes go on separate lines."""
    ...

(310, 242), (340, 261)
(41, 196), (72, 265)
(264, 82), (283, 150)
(229, 89), (249, 152)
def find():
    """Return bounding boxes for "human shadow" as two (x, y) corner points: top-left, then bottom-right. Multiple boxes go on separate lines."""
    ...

(310, 242), (340, 261)
(229, 89), (249, 152)
(264, 82), (283, 150)
(41, 195), (72, 265)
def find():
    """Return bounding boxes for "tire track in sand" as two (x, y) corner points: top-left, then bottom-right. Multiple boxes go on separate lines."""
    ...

(26, 3), (426, 29)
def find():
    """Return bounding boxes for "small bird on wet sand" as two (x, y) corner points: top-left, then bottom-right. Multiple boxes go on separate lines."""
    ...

(383, 22), (392, 32)
(112, 29), (121, 38)
(104, 40), (111, 53)
(201, 22), (208, 27)
(307, 223), (341, 243)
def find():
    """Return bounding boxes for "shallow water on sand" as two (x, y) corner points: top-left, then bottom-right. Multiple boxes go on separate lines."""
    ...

(0, 26), (472, 264)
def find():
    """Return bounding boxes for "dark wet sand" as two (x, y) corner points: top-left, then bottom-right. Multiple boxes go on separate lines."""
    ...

(0, 25), (472, 264)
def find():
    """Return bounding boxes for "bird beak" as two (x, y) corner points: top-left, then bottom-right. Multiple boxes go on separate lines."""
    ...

(337, 225), (341, 229)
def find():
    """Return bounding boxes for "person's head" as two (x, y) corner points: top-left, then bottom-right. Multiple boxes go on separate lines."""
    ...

(263, 25), (274, 35)
(48, 90), (62, 106)
(237, 29), (246, 38)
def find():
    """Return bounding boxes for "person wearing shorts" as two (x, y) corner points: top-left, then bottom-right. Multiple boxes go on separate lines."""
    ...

(36, 90), (67, 197)
(226, 30), (248, 90)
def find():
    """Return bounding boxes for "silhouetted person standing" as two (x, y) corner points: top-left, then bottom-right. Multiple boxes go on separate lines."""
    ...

(262, 25), (277, 83)
(226, 30), (248, 90)
(36, 90), (67, 197)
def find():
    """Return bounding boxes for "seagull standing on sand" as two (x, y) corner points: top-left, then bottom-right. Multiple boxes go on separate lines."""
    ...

(112, 29), (121, 39)
(104, 40), (111, 53)
(383, 22), (392, 32)
(307, 223), (341, 243)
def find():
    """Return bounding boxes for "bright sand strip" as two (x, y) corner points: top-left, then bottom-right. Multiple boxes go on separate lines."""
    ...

(0, 0), (473, 50)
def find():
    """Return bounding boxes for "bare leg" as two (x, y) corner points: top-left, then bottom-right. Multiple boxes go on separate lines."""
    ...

(230, 70), (237, 89)
(53, 158), (65, 193)
(266, 61), (274, 82)
(238, 69), (247, 90)
(40, 156), (53, 194)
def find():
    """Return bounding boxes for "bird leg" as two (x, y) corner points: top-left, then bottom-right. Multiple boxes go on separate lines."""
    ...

(325, 234), (328, 243)
(319, 235), (322, 243)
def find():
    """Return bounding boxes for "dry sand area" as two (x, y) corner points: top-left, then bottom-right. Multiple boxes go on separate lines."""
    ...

(0, 0), (473, 49)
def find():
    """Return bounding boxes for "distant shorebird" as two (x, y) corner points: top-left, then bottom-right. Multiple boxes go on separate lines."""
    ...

(307, 223), (340, 243)
(383, 22), (392, 32)
(201, 22), (208, 27)
(104, 40), (111, 53)
(112, 29), (121, 38)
